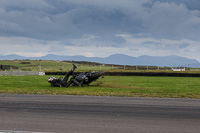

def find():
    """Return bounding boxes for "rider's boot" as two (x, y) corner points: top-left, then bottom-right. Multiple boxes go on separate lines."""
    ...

(72, 64), (77, 71)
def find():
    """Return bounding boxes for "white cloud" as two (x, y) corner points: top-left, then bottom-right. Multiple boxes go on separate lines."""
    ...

(1, 36), (200, 62)
(142, 2), (200, 40)
(114, 34), (200, 60)
(0, 0), (200, 62)
(0, 37), (61, 57)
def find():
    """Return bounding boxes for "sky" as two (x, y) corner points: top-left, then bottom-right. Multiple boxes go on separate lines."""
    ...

(0, 0), (200, 61)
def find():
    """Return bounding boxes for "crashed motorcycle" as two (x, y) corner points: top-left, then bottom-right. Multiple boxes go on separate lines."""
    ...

(73, 71), (104, 86)
(48, 64), (104, 87)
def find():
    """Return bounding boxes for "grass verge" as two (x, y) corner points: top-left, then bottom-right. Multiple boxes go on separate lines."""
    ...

(0, 75), (200, 99)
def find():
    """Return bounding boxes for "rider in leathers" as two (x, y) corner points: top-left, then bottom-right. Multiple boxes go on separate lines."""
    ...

(48, 64), (82, 87)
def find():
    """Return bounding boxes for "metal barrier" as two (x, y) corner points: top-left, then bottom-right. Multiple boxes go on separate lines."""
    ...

(0, 71), (45, 76)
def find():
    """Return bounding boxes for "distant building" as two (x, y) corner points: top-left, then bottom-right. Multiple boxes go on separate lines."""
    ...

(172, 67), (185, 71)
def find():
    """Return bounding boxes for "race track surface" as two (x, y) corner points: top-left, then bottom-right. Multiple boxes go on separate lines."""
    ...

(0, 94), (200, 133)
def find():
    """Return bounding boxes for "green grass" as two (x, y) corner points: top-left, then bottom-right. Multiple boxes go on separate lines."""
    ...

(0, 60), (114, 72)
(0, 75), (200, 99)
(1, 60), (200, 72)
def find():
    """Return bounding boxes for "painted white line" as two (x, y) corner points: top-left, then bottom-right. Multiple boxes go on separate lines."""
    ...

(0, 131), (50, 133)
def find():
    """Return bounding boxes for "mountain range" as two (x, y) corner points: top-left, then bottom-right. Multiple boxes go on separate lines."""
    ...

(0, 54), (200, 67)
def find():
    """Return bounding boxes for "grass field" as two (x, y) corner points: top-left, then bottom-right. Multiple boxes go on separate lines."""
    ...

(0, 60), (114, 72)
(0, 75), (200, 99)
(1, 60), (200, 72)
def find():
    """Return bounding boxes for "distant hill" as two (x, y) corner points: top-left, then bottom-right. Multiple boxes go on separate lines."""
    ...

(0, 54), (200, 67)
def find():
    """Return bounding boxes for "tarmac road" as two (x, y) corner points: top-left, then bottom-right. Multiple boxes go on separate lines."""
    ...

(0, 94), (200, 133)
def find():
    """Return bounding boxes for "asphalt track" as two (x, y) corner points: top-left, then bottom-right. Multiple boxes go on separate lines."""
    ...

(0, 94), (200, 133)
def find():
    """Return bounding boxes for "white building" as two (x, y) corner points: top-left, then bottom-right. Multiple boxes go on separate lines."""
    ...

(172, 67), (185, 71)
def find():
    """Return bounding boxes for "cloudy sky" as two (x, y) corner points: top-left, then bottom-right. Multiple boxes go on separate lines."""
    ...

(0, 0), (200, 61)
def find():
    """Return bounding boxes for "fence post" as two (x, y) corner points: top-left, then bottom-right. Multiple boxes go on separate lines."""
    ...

(0, 65), (2, 71)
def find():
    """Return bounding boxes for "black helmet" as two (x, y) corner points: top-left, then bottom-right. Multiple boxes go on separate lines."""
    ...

(48, 76), (56, 82)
